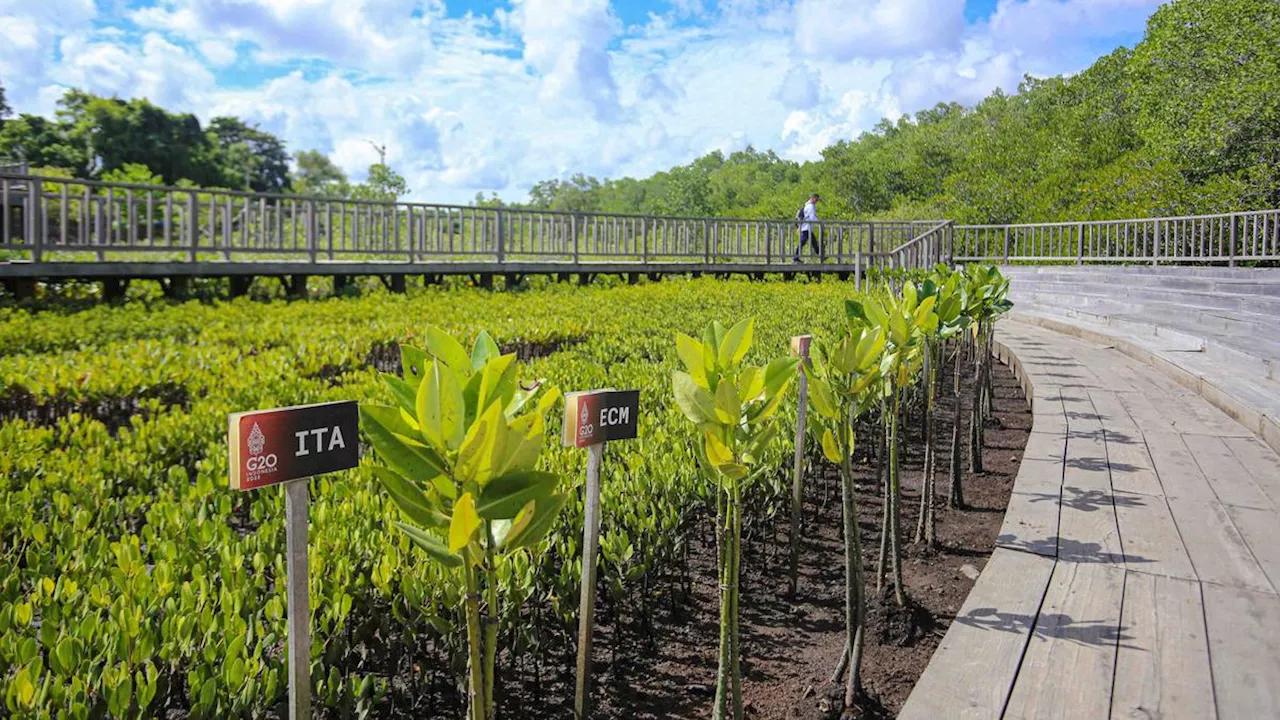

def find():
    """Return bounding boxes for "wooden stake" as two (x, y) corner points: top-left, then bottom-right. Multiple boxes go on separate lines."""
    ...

(574, 442), (605, 719)
(789, 346), (810, 596)
(285, 480), (312, 720)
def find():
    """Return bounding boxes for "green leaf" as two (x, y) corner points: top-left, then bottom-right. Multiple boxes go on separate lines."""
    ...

(448, 493), (482, 552)
(424, 326), (472, 375)
(503, 493), (569, 550)
(456, 401), (508, 485)
(714, 378), (740, 424)
(416, 360), (466, 451)
(372, 467), (448, 529)
(717, 317), (754, 369)
(499, 412), (544, 475)
(854, 327), (886, 372)
(471, 331), (501, 372)
(701, 324), (719, 376)
(399, 345), (429, 387)
(808, 376), (839, 420)
(383, 374), (418, 415)
(704, 430), (733, 466)
(762, 356), (800, 399)
(672, 371), (718, 424)
(821, 429), (843, 464)
(738, 366), (764, 401)
(675, 333), (708, 387)
(395, 522), (462, 567)
(360, 404), (448, 481)
(477, 353), (518, 417)
(477, 471), (559, 519)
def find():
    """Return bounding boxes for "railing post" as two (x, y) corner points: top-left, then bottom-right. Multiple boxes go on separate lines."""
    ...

(572, 214), (580, 263)
(641, 217), (648, 264)
(1229, 213), (1238, 267)
(187, 191), (198, 262)
(1002, 225), (1010, 264)
(28, 179), (43, 262)
(1077, 223), (1084, 266)
(307, 199), (318, 264)
(855, 249), (862, 289)
(868, 225), (875, 255)
(495, 209), (506, 264)
(703, 220), (710, 265)
(1151, 219), (1160, 267)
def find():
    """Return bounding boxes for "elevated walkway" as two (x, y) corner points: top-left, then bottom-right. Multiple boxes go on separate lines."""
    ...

(900, 320), (1280, 719)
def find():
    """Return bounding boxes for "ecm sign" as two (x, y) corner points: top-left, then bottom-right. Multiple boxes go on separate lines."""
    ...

(229, 400), (360, 490)
(561, 390), (640, 448)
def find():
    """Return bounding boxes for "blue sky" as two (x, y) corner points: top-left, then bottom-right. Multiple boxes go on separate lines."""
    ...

(1, 0), (1159, 204)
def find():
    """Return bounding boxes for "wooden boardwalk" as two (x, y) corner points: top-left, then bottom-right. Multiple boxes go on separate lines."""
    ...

(900, 320), (1280, 720)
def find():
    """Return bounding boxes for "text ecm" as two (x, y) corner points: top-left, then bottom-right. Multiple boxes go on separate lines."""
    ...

(600, 406), (629, 425)
(295, 426), (348, 456)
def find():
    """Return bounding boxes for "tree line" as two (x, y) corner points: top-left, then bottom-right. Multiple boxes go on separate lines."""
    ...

(0, 89), (407, 201)
(1, 0), (1275, 220)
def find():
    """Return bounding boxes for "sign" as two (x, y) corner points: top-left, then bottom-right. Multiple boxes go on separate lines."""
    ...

(790, 334), (812, 359)
(229, 400), (359, 490)
(561, 390), (639, 448)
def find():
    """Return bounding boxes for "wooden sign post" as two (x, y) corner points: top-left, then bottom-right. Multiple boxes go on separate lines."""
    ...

(789, 335), (812, 596)
(229, 400), (360, 720)
(562, 389), (640, 720)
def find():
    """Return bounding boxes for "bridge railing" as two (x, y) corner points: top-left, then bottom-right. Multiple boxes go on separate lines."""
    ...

(1, 172), (936, 266)
(954, 209), (1280, 266)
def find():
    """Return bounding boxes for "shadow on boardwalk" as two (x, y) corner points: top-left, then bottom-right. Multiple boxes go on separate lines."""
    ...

(954, 608), (1134, 649)
(995, 534), (1150, 566)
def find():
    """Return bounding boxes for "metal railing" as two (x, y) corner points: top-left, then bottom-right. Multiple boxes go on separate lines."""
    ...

(0, 172), (936, 267)
(954, 209), (1280, 266)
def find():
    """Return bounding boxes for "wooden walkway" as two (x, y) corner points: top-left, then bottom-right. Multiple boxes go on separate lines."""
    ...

(900, 320), (1280, 720)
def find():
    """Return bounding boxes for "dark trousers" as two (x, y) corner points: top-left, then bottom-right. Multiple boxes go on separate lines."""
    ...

(794, 229), (823, 260)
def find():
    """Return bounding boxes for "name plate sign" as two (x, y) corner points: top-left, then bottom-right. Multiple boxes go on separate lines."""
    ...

(790, 334), (812, 358)
(229, 400), (360, 490)
(561, 390), (640, 448)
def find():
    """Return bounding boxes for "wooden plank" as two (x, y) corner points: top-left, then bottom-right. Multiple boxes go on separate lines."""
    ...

(1112, 572), (1215, 720)
(1222, 435), (1280, 509)
(1104, 433), (1163, 497)
(1114, 497), (1197, 580)
(1086, 388), (1140, 434)
(1202, 584), (1280, 718)
(1167, 498), (1275, 593)
(898, 548), (1055, 720)
(1143, 431), (1218, 504)
(1224, 505), (1280, 593)
(1003, 561), (1125, 719)
(1182, 434), (1273, 510)
(998, 476), (1062, 558)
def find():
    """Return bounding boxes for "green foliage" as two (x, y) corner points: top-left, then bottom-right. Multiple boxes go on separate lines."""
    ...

(293, 150), (350, 197)
(0, 277), (855, 718)
(351, 164), (409, 202)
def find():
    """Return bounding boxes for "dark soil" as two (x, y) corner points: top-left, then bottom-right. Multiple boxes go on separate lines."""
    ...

(0, 381), (191, 434)
(362, 335), (588, 377)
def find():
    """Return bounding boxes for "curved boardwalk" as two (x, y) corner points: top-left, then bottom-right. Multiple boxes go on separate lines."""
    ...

(900, 319), (1280, 720)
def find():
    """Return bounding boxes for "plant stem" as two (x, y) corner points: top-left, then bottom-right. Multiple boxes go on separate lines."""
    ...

(713, 484), (729, 720)
(729, 489), (743, 720)
(484, 529), (498, 719)
(949, 339), (966, 509)
(463, 565), (487, 720)
(875, 401), (889, 594)
(839, 405), (867, 707)
(889, 383), (905, 607)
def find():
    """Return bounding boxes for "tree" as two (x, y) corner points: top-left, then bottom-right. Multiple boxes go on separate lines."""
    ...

(352, 163), (409, 202)
(294, 150), (349, 197)
(0, 115), (87, 170)
(1128, 0), (1280, 205)
(208, 117), (292, 192)
(0, 80), (11, 123)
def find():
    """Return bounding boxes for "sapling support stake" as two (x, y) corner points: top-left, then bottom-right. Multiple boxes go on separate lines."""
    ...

(789, 335), (812, 597)
(574, 442), (605, 720)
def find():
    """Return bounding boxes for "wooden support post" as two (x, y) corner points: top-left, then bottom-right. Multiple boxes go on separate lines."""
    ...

(476, 273), (493, 290)
(627, 272), (639, 285)
(647, 272), (661, 282)
(557, 272), (571, 284)
(284, 480), (312, 720)
(389, 275), (406, 294)
(577, 273), (592, 287)
(574, 442), (605, 720)
(103, 277), (129, 302)
(28, 179), (43, 263)
(333, 275), (349, 295)
(230, 276), (253, 298)
(164, 276), (190, 300)
(289, 275), (310, 298)
(4, 278), (37, 300)
(1229, 214), (1238, 267)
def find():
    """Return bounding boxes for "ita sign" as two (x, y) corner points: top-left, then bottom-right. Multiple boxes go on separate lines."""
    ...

(227, 400), (359, 720)
(562, 389), (640, 720)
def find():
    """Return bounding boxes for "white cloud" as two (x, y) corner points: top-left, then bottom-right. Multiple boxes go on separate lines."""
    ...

(6, 0), (1159, 204)
(794, 0), (967, 60)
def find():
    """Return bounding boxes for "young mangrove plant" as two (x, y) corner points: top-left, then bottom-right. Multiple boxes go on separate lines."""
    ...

(804, 311), (885, 707)
(671, 318), (799, 720)
(914, 266), (964, 548)
(359, 326), (566, 720)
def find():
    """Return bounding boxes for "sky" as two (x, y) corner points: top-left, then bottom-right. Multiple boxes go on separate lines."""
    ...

(0, 0), (1164, 204)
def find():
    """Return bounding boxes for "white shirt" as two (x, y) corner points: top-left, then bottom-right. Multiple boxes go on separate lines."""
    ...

(801, 200), (818, 232)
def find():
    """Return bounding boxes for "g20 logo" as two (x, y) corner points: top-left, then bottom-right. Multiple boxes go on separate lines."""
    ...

(247, 454), (278, 472)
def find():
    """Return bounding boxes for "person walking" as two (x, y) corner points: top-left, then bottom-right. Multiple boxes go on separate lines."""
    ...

(793, 193), (822, 262)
